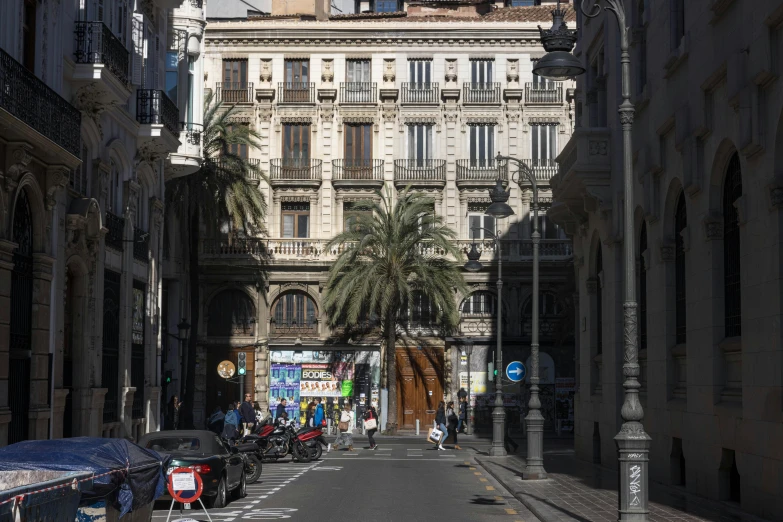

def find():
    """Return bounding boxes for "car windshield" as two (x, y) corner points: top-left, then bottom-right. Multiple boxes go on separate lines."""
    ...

(145, 437), (201, 452)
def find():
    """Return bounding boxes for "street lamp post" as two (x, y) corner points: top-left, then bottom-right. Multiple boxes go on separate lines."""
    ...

(177, 319), (191, 400)
(534, 1), (651, 519)
(464, 339), (473, 436)
(464, 178), (514, 457)
(497, 154), (546, 479)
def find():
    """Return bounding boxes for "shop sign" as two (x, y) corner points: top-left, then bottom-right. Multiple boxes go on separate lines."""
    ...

(300, 363), (341, 397)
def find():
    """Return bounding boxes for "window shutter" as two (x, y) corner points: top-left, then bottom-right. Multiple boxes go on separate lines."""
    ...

(131, 14), (143, 85)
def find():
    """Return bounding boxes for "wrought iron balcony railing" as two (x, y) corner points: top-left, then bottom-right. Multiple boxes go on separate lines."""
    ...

(278, 82), (315, 104)
(524, 83), (563, 104)
(513, 158), (559, 182)
(463, 82), (501, 104)
(180, 122), (202, 146)
(332, 159), (384, 181)
(216, 82), (253, 104)
(73, 21), (130, 86)
(401, 83), (439, 104)
(136, 89), (179, 135)
(0, 48), (81, 157)
(394, 159), (446, 183)
(270, 158), (323, 181)
(456, 159), (508, 182)
(340, 82), (377, 104)
(133, 226), (148, 262)
(105, 211), (125, 251)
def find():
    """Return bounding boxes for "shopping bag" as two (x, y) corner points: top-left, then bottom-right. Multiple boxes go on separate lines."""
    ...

(364, 418), (377, 430)
(338, 421), (349, 432)
(427, 427), (443, 444)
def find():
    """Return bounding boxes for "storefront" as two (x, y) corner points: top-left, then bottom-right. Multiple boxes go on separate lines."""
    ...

(268, 347), (381, 429)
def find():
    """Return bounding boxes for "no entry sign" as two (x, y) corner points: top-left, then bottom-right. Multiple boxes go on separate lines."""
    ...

(166, 467), (203, 504)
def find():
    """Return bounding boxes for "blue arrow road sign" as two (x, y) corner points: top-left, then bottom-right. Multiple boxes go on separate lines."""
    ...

(506, 361), (526, 382)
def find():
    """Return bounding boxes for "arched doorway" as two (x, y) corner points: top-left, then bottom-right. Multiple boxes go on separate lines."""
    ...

(9, 189), (33, 444)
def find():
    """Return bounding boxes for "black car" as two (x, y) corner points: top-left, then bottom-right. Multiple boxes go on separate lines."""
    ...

(138, 430), (246, 508)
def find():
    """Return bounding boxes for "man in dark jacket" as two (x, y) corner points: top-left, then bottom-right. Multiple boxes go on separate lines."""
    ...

(275, 398), (287, 422)
(239, 393), (256, 434)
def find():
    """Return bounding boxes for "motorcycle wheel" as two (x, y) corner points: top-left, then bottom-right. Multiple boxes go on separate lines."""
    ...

(309, 443), (323, 460)
(245, 455), (262, 484)
(292, 442), (312, 463)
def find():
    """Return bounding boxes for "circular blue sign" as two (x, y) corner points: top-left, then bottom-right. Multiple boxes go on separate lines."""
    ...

(506, 361), (526, 382)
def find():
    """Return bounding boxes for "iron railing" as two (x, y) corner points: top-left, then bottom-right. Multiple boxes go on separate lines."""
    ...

(136, 89), (179, 135)
(463, 82), (501, 104)
(394, 159), (446, 182)
(0, 48), (81, 157)
(456, 159), (508, 181)
(332, 159), (384, 181)
(514, 158), (559, 181)
(73, 21), (130, 86)
(105, 212), (124, 251)
(133, 227), (148, 262)
(278, 82), (315, 104)
(524, 83), (563, 104)
(401, 83), (439, 104)
(216, 82), (253, 103)
(340, 82), (377, 104)
(270, 158), (323, 181)
(180, 122), (202, 145)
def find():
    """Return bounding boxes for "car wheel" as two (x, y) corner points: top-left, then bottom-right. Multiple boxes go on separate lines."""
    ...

(292, 441), (311, 463)
(209, 477), (227, 509)
(245, 455), (262, 484)
(232, 470), (246, 500)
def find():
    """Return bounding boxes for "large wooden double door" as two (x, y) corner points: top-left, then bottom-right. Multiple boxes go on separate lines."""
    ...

(396, 347), (443, 430)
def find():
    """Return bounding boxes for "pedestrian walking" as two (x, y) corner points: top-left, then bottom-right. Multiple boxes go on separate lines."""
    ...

(433, 401), (447, 451)
(305, 401), (316, 427)
(275, 398), (287, 423)
(166, 396), (182, 431)
(239, 393), (256, 435)
(446, 401), (461, 450)
(222, 402), (240, 440)
(332, 403), (354, 451)
(363, 404), (379, 450)
(458, 396), (468, 434)
(313, 397), (325, 427)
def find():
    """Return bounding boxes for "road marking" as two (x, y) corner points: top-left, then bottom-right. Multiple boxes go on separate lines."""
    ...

(479, 478), (488, 482)
(469, 467), (476, 470)
(464, 461), (471, 465)
(505, 509), (518, 515)
(494, 496), (504, 501)
(485, 486), (495, 491)
(474, 472), (482, 476)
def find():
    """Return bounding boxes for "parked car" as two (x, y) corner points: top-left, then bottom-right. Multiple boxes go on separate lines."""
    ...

(138, 430), (246, 508)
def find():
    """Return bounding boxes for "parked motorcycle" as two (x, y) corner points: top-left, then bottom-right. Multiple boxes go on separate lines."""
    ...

(244, 420), (312, 463)
(222, 436), (263, 484)
(297, 426), (327, 460)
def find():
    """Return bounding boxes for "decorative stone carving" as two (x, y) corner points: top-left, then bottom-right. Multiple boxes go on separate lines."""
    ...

(5, 144), (33, 185)
(383, 58), (396, 84)
(45, 166), (70, 210)
(506, 105), (522, 122)
(321, 59), (334, 84)
(506, 59), (519, 87)
(382, 104), (397, 123)
(93, 159), (110, 204)
(258, 106), (273, 122)
(321, 104), (335, 122)
(703, 213), (723, 241)
(443, 110), (459, 124)
(445, 59), (457, 84)
(259, 59), (272, 84)
(124, 180), (140, 221)
(589, 140), (608, 155)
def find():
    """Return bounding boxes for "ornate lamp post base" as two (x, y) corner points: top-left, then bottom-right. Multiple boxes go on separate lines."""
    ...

(522, 412), (547, 479)
(488, 406), (507, 457)
(615, 423), (652, 521)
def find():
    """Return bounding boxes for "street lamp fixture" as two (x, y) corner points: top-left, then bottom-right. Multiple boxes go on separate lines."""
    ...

(464, 243), (483, 273)
(177, 319), (191, 342)
(535, 0), (651, 518)
(532, 1), (584, 81)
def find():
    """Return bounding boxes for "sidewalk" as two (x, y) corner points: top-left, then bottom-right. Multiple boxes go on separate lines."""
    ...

(474, 442), (771, 522)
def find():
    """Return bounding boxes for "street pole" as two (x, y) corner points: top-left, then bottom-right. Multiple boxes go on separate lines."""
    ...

(466, 342), (472, 435)
(489, 228), (506, 457)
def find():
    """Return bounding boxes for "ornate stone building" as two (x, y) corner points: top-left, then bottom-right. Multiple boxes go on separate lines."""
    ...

(550, 0), (783, 517)
(0, 0), (203, 446)
(171, 0), (577, 431)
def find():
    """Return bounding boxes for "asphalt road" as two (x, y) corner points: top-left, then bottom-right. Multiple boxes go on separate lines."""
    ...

(151, 436), (539, 522)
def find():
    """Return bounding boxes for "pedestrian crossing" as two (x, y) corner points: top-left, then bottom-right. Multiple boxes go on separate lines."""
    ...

(321, 444), (463, 460)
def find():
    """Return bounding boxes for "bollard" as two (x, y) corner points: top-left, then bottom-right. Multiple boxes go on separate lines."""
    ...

(327, 418), (333, 436)
(416, 419), (420, 436)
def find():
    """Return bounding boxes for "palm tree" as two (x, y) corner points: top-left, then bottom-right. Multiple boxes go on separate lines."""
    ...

(166, 91), (267, 428)
(323, 187), (467, 434)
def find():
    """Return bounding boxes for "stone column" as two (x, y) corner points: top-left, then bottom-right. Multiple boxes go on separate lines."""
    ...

(88, 388), (107, 437)
(51, 388), (69, 438)
(255, 341), (269, 412)
(30, 253), (55, 440)
(0, 240), (15, 446)
(119, 180), (140, 438)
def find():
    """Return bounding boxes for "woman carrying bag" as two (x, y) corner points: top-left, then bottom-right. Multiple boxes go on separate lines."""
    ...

(363, 404), (379, 450)
(433, 401), (447, 451)
(332, 403), (354, 451)
(446, 401), (461, 450)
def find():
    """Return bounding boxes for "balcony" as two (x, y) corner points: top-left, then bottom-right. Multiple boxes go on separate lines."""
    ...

(456, 239), (573, 262)
(105, 212), (125, 251)
(167, 122), (203, 179)
(278, 82), (315, 104)
(524, 83), (563, 104)
(456, 159), (507, 189)
(133, 227), (149, 262)
(216, 82), (254, 104)
(401, 83), (439, 105)
(269, 158), (322, 189)
(0, 48), (81, 166)
(332, 159), (384, 189)
(515, 158), (559, 183)
(463, 83), (501, 104)
(72, 21), (131, 106)
(393, 159), (446, 189)
(136, 89), (180, 152)
(340, 82), (377, 104)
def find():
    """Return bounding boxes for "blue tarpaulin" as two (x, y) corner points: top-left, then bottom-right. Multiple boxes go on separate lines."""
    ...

(0, 438), (169, 518)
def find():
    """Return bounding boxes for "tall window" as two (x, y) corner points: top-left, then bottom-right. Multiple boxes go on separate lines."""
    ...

(344, 202), (372, 231)
(227, 124), (248, 159)
(596, 245), (603, 355)
(670, 0), (685, 51)
(282, 124), (310, 167)
(283, 59), (310, 102)
(639, 222), (647, 352)
(531, 123), (558, 163)
(223, 59), (248, 86)
(187, 56), (195, 124)
(165, 52), (178, 105)
(409, 59), (432, 87)
(347, 59), (371, 83)
(344, 124), (372, 168)
(470, 59), (493, 85)
(468, 203), (494, 240)
(723, 153), (742, 338)
(282, 202), (309, 238)
(408, 292), (436, 324)
(462, 291), (496, 316)
(469, 125), (495, 167)
(675, 192), (687, 344)
(274, 292), (317, 328)
(407, 124), (433, 164)
(22, 0), (36, 72)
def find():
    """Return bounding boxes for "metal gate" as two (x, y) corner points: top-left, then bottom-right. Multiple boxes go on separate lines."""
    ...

(102, 270), (121, 423)
(131, 281), (145, 418)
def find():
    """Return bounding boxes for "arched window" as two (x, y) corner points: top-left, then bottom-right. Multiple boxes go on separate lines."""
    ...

(675, 192), (687, 344)
(461, 291), (496, 316)
(639, 222), (647, 351)
(271, 292), (317, 335)
(208, 289), (256, 336)
(723, 153), (742, 338)
(596, 245), (603, 355)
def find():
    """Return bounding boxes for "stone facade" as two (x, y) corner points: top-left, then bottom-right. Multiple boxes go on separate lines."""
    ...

(551, 0), (783, 518)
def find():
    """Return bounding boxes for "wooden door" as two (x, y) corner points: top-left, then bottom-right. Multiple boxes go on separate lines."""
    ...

(206, 347), (255, 417)
(396, 347), (443, 430)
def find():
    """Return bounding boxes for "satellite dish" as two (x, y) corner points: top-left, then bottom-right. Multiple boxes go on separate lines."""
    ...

(218, 360), (236, 379)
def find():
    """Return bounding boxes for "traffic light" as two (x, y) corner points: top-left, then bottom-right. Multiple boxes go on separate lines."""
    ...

(164, 371), (172, 384)
(238, 352), (247, 376)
